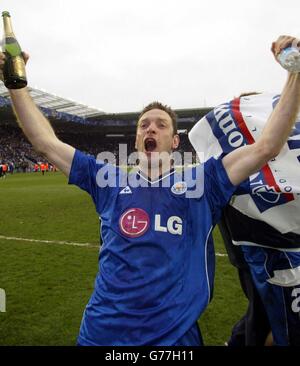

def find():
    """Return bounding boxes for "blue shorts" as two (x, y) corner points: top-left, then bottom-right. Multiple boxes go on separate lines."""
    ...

(241, 245), (300, 346)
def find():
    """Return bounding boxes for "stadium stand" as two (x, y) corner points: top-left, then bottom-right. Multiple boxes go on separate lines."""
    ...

(0, 83), (212, 169)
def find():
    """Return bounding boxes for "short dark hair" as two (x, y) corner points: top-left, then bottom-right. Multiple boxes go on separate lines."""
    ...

(138, 101), (178, 135)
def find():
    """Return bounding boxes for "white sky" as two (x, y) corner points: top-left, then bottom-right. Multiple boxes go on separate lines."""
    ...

(1, 0), (300, 113)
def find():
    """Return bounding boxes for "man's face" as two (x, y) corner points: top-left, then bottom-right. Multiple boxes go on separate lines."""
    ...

(135, 109), (179, 158)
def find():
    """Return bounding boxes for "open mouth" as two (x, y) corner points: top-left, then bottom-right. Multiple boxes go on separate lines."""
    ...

(144, 138), (157, 152)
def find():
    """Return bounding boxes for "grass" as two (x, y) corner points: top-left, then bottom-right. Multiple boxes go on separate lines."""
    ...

(0, 172), (247, 345)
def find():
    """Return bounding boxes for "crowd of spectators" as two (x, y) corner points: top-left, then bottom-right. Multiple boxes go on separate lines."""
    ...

(0, 121), (197, 174)
(0, 123), (47, 173)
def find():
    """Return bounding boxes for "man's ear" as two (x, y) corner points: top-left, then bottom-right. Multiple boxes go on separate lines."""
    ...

(172, 134), (180, 149)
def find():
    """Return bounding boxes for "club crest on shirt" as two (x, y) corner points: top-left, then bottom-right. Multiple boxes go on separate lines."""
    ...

(119, 208), (150, 238)
(171, 181), (187, 195)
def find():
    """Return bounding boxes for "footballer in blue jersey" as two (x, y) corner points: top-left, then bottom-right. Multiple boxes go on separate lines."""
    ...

(5, 34), (300, 346)
(69, 148), (236, 346)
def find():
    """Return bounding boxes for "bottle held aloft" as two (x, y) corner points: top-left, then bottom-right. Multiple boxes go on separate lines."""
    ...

(2, 11), (27, 89)
(278, 46), (300, 73)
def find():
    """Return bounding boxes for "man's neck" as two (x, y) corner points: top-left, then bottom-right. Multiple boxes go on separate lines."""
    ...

(138, 162), (174, 181)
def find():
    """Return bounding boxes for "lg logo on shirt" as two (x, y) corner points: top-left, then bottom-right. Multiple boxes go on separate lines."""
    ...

(119, 208), (150, 238)
(154, 215), (183, 235)
(119, 208), (182, 238)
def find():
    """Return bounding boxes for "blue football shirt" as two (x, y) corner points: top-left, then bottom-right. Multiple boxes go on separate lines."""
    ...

(68, 149), (236, 346)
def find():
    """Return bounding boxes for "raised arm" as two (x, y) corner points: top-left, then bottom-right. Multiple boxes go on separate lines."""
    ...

(223, 35), (300, 186)
(0, 52), (75, 177)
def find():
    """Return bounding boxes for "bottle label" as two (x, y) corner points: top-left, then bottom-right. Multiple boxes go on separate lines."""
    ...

(4, 37), (22, 57)
(11, 55), (26, 78)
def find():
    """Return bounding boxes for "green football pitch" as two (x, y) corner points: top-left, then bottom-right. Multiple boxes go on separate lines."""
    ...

(0, 172), (247, 345)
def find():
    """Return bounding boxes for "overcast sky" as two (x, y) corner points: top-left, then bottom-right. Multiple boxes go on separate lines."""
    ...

(1, 0), (300, 113)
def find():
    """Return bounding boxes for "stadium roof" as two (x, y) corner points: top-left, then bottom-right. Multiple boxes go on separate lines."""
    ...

(0, 82), (105, 118)
(0, 82), (213, 134)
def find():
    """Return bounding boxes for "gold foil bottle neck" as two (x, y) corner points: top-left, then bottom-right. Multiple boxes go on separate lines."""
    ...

(2, 11), (14, 35)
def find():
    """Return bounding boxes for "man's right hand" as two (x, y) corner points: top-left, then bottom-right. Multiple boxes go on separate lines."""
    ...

(271, 35), (300, 68)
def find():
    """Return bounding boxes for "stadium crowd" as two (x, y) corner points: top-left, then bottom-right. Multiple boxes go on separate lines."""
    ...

(0, 120), (195, 174)
(0, 123), (47, 173)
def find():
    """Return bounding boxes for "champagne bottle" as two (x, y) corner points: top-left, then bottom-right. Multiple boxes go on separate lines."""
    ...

(2, 11), (27, 89)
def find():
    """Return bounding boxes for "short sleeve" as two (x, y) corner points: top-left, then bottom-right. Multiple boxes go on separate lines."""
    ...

(68, 149), (114, 214)
(204, 157), (237, 224)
